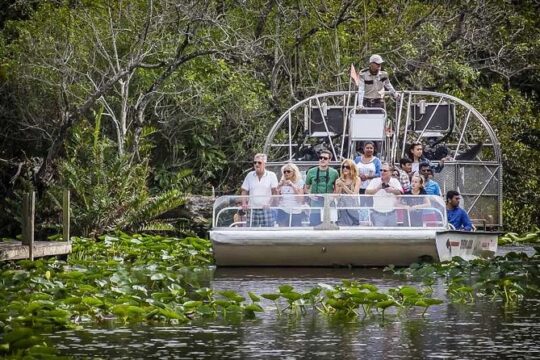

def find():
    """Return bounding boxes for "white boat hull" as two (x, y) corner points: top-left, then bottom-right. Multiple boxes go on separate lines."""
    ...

(210, 228), (498, 266)
(435, 230), (499, 262)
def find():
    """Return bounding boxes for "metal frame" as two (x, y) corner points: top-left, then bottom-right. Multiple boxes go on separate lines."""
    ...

(263, 90), (503, 228)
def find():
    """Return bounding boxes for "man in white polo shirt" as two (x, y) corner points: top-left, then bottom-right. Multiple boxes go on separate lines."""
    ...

(365, 162), (403, 226)
(241, 153), (279, 227)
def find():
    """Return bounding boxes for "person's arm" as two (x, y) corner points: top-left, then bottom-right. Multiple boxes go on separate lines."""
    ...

(462, 210), (473, 231)
(292, 181), (304, 194)
(353, 177), (362, 193)
(383, 76), (399, 99)
(387, 179), (403, 195)
(270, 174), (279, 205)
(365, 178), (379, 195)
(304, 171), (312, 194)
(334, 178), (343, 194)
(433, 160), (444, 173)
(294, 181), (305, 204)
(373, 158), (381, 177)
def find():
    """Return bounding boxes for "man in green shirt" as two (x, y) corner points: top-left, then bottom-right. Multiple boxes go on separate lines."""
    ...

(304, 150), (339, 225)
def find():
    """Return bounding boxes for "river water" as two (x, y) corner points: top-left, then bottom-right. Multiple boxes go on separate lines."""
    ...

(47, 248), (540, 359)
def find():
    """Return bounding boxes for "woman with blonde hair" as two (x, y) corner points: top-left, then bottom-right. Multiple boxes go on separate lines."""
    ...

(277, 163), (305, 226)
(334, 159), (361, 225)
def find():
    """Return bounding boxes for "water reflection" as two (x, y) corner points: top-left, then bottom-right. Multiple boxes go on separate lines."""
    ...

(47, 262), (540, 359)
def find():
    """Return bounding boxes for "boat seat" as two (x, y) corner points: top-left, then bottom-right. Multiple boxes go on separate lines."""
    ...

(349, 112), (386, 141)
(422, 212), (443, 228)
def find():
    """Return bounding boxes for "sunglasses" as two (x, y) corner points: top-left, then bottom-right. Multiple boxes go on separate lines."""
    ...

(253, 161), (263, 165)
(319, 156), (330, 160)
(341, 165), (351, 170)
(283, 169), (292, 174)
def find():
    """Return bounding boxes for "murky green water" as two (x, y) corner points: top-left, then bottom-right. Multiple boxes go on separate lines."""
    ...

(46, 253), (540, 359)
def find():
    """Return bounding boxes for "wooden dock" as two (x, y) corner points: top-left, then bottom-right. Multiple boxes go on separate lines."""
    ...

(0, 240), (72, 261)
(0, 190), (72, 262)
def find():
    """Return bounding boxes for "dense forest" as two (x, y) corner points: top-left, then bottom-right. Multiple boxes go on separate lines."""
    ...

(0, 0), (538, 236)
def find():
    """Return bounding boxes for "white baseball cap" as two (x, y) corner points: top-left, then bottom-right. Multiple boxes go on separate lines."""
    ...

(369, 54), (384, 64)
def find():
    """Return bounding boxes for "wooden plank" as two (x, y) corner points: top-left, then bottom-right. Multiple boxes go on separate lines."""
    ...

(21, 193), (28, 245)
(21, 192), (35, 260)
(29, 192), (35, 261)
(0, 241), (71, 261)
(63, 190), (71, 243)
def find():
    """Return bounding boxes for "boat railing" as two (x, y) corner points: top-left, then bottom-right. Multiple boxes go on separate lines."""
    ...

(212, 194), (447, 229)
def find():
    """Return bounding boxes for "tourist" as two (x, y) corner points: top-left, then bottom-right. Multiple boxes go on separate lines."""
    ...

(233, 200), (247, 226)
(304, 149), (339, 226)
(366, 163), (403, 226)
(446, 190), (473, 231)
(354, 141), (381, 194)
(403, 174), (430, 227)
(408, 141), (444, 174)
(396, 157), (413, 193)
(334, 159), (361, 226)
(240, 153), (279, 227)
(419, 163), (442, 196)
(276, 163), (305, 227)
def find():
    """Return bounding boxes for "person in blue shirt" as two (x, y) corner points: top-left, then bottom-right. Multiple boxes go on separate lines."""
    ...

(419, 162), (442, 196)
(446, 190), (473, 231)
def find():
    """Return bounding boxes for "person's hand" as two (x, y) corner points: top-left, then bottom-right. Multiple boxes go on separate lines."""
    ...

(241, 202), (248, 210)
(359, 174), (367, 181)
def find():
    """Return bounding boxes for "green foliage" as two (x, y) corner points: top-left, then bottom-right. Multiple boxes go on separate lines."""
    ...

(471, 85), (540, 231)
(261, 281), (442, 320)
(499, 228), (540, 245)
(0, 0), (538, 233)
(53, 112), (185, 235)
(0, 233), (214, 357)
(388, 251), (540, 307)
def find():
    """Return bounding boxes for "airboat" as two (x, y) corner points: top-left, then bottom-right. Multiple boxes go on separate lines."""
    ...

(210, 90), (501, 266)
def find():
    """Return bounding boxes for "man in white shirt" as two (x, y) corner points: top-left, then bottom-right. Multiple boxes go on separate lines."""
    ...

(366, 162), (403, 226)
(241, 153), (279, 227)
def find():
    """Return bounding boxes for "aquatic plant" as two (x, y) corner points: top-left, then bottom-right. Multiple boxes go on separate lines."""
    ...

(498, 227), (540, 245)
(387, 251), (540, 307)
(4, 232), (537, 358)
(261, 281), (442, 321)
(0, 233), (215, 357)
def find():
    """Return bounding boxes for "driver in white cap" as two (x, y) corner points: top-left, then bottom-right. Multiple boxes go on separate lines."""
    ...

(357, 54), (399, 109)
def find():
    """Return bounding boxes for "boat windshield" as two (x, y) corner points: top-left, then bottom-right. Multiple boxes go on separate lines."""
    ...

(212, 194), (447, 229)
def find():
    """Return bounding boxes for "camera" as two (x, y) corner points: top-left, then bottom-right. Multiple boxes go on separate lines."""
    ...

(238, 209), (246, 216)
(381, 183), (390, 189)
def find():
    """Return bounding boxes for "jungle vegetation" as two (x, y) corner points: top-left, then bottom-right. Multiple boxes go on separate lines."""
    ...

(0, 0), (538, 236)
